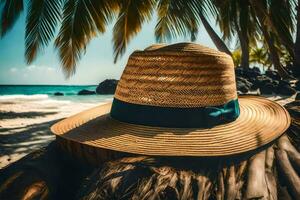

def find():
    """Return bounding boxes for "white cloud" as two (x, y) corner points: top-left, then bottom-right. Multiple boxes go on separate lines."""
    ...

(10, 67), (17, 72)
(3, 65), (60, 84)
(46, 67), (55, 72)
(26, 65), (37, 71)
(24, 65), (55, 72)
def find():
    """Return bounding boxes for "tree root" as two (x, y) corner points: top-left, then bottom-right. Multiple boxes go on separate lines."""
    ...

(278, 135), (300, 171)
(216, 171), (224, 200)
(265, 146), (277, 200)
(276, 149), (300, 199)
(245, 150), (268, 199)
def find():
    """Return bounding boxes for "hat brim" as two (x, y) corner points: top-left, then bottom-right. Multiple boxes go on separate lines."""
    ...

(51, 95), (290, 156)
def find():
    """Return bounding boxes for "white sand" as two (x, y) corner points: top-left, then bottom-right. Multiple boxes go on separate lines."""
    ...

(0, 95), (109, 169)
(0, 94), (296, 169)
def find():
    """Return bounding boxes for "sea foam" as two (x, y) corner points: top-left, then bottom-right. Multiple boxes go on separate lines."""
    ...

(0, 94), (49, 101)
(0, 94), (72, 106)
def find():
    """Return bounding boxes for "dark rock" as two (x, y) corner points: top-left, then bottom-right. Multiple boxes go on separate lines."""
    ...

(251, 75), (272, 90)
(278, 80), (290, 87)
(257, 75), (273, 84)
(78, 89), (96, 95)
(276, 84), (296, 96)
(248, 77), (256, 84)
(295, 81), (300, 91)
(252, 67), (261, 74)
(96, 79), (118, 94)
(235, 67), (244, 77)
(272, 80), (279, 86)
(251, 84), (259, 91)
(236, 77), (252, 93)
(260, 83), (275, 95)
(265, 70), (281, 80)
(296, 93), (300, 100)
(243, 67), (261, 79)
(236, 77), (252, 87)
(237, 82), (249, 93)
(54, 92), (64, 96)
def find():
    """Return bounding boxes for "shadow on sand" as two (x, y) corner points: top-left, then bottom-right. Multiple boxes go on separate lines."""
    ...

(0, 118), (62, 158)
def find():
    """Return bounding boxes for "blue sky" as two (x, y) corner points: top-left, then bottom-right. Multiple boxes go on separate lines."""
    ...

(0, 11), (231, 85)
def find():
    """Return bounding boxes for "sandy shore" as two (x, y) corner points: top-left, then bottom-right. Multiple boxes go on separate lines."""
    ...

(0, 94), (296, 169)
(0, 95), (110, 169)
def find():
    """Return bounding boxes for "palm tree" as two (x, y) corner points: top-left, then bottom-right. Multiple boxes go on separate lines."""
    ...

(197, 10), (232, 56)
(1, 0), (232, 77)
(1, 0), (298, 79)
(215, 0), (258, 69)
(249, 0), (295, 78)
(268, 0), (295, 58)
(250, 46), (271, 71)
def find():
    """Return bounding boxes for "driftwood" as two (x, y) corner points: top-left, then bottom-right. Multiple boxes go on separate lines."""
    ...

(0, 101), (300, 199)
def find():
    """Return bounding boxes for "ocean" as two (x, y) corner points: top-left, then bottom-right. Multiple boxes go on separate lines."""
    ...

(0, 85), (113, 104)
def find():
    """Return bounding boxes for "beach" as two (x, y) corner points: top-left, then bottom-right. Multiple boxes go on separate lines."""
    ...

(0, 92), (113, 169)
(0, 90), (295, 169)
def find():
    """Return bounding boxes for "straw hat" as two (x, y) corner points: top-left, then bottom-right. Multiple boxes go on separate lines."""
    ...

(51, 43), (291, 156)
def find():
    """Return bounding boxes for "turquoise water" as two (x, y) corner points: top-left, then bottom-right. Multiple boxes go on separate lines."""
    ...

(0, 85), (97, 96)
(0, 85), (113, 103)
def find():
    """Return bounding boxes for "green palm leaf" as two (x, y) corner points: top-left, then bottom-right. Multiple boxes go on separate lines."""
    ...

(214, 0), (235, 41)
(113, 0), (155, 63)
(55, 0), (116, 77)
(0, 0), (23, 37)
(25, 0), (62, 63)
(155, 0), (200, 42)
(189, 18), (198, 42)
(269, 0), (296, 56)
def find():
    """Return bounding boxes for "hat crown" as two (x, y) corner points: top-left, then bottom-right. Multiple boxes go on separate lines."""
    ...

(115, 42), (237, 108)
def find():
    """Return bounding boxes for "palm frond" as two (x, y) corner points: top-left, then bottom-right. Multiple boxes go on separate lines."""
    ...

(25, 0), (62, 64)
(55, 0), (116, 77)
(113, 0), (155, 63)
(189, 18), (198, 42)
(214, 0), (235, 41)
(155, 0), (201, 43)
(0, 0), (23, 37)
(269, 0), (295, 56)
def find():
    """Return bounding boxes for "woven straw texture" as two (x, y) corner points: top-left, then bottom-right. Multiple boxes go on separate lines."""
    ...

(51, 96), (290, 156)
(115, 43), (236, 107)
(51, 42), (291, 156)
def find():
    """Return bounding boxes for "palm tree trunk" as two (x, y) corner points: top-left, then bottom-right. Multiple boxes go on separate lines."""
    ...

(199, 12), (232, 57)
(251, 0), (290, 79)
(240, 33), (249, 69)
(234, 19), (249, 68)
(294, 0), (300, 73)
(263, 27), (290, 78)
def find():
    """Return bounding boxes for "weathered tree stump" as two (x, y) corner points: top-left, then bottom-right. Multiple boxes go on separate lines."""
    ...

(77, 140), (300, 200)
(77, 101), (300, 200)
